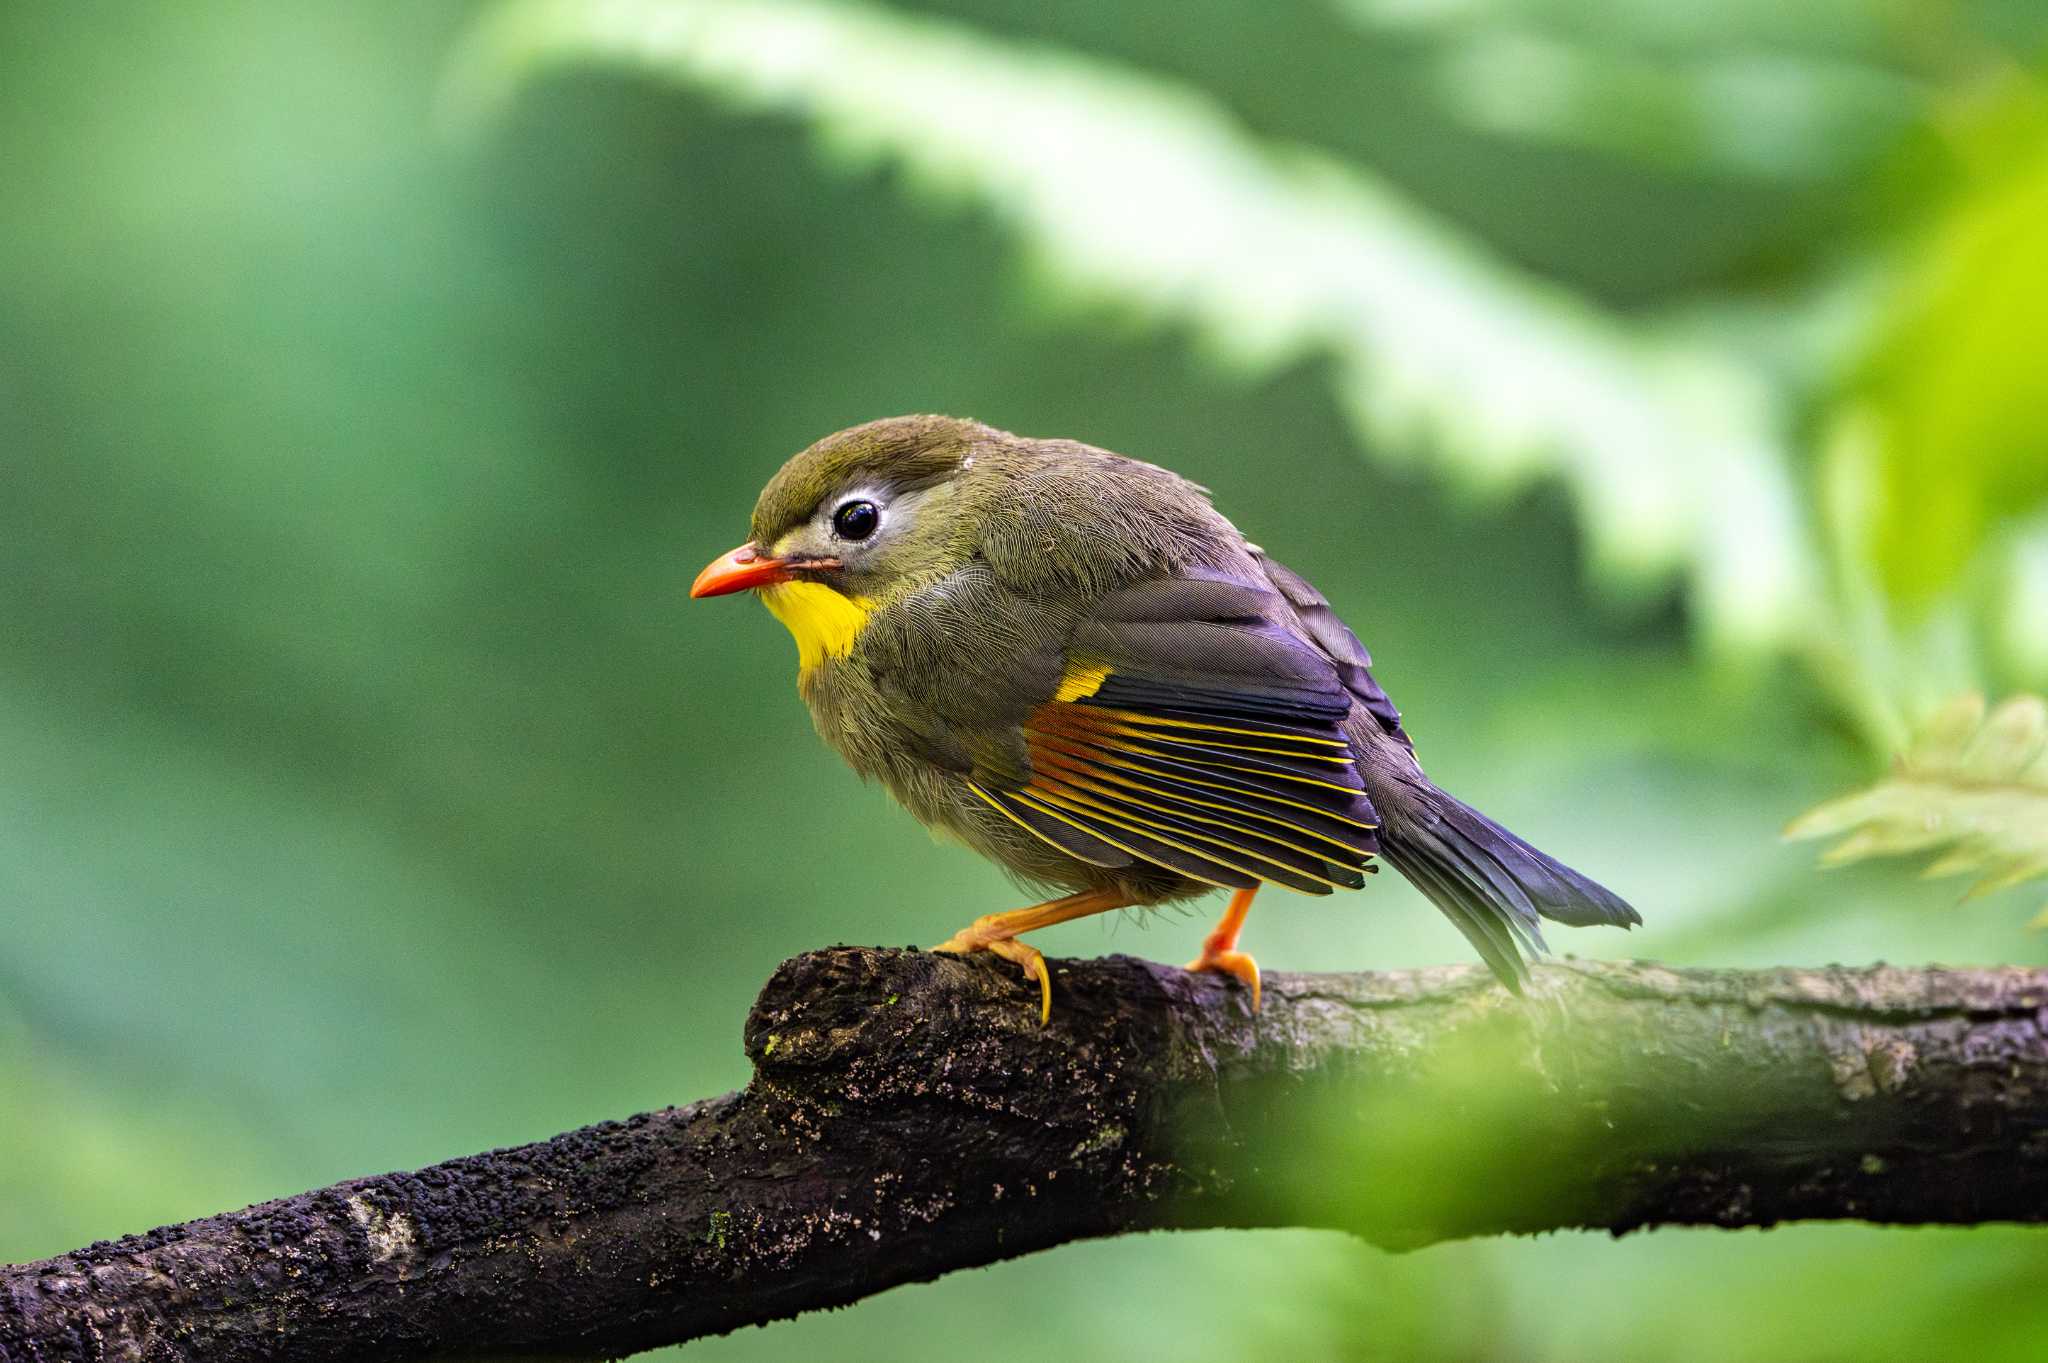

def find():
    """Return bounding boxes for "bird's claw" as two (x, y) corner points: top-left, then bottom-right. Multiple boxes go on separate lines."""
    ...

(1184, 948), (1261, 1012)
(987, 938), (1052, 1026)
(932, 921), (1053, 1026)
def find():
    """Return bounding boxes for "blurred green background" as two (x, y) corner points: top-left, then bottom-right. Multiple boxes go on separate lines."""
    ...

(6, 2), (2048, 1359)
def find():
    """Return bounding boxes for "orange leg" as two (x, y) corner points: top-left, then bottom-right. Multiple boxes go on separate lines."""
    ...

(932, 888), (1131, 1025)
(1185, 886), (1262, 1011)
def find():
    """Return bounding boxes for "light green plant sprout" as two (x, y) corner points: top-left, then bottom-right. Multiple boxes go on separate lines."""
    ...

(1787, 693), (2048, 920)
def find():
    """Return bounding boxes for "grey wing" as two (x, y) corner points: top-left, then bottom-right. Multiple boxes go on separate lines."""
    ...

(873, 566), (1383, 896)
(1258, 554), (1412, 751)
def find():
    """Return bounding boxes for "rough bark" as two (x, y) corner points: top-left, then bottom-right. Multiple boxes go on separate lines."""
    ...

(7, 949), (2048, 1361)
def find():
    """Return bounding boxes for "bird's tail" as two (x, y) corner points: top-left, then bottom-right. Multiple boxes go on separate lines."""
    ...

(1374, 778), (1639, 992)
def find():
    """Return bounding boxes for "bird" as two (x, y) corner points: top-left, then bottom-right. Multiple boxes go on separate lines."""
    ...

(692, 415), (1639, 1021)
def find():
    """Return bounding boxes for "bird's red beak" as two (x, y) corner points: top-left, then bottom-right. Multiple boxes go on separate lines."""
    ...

(691, 543), (792, 598)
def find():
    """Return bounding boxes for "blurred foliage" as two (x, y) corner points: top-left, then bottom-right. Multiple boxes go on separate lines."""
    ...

(1789, 692), (2048, 919)
(5, 2), (2048, 1361)
(451, 0), (2048, 745)
(1849, 76), (2048, 610)
(1337, 0), (1930, 182)
(452, 0), (1839, 663)
(450, 0), (1817, 659)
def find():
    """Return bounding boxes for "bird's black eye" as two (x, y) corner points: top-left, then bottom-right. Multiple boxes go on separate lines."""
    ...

(832, 498), (880, 541)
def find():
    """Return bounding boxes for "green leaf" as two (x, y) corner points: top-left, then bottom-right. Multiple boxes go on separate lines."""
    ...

(1848, 78), (2048, 609)
(1785, 692), (2048, 917)
(1336, 0), (1909, 59)
(1425, 34), (1917, 182)
(445, 0), (1818, 657)
(2002, 524), (2048, 681)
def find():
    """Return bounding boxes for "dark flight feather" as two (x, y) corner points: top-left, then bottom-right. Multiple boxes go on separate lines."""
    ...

(1026, 731), (1379, 857)
(975, 780), (1260, 889)
(1260, 556), (1410, 748)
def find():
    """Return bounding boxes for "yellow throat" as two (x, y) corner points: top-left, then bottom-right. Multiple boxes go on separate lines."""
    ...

(760, 581), (873, 674)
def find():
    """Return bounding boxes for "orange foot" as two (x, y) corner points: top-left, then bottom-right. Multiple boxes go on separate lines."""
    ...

(934, 925), (1053, 1025)
(932, 887), (1130, 1025)
(1184, 886), (1262, 1011)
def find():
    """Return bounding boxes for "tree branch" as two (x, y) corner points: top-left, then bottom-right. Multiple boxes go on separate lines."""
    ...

(8, 949), (2048, 1361)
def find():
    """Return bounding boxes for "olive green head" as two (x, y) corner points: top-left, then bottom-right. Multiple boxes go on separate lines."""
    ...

(694, 412), (1231, 613)
(741, 413), (995, 596)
